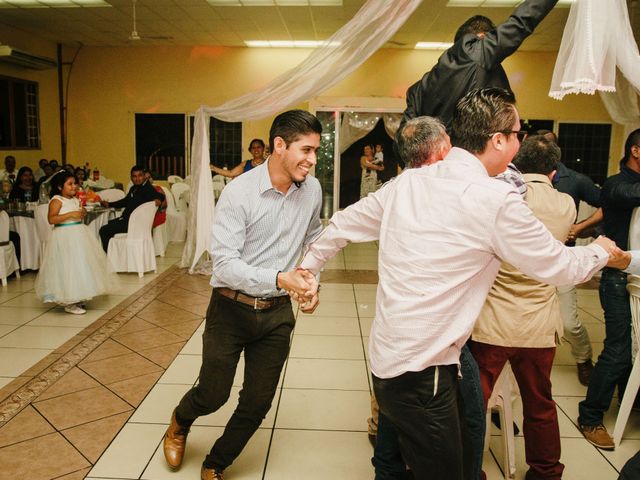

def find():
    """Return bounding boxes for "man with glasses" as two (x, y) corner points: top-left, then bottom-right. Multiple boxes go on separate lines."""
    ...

(298, 88), (622, 480)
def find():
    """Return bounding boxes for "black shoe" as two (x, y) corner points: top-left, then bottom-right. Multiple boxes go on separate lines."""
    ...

(491, 411), (520, 436)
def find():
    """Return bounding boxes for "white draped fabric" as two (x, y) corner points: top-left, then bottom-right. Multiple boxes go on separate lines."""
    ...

(180, 0), (424, 273)
(339, 112), (402, 153)
(549, 0), (640, 100)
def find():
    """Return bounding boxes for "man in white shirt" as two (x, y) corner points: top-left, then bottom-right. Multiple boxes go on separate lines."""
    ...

(298, 88), (621, 479)
(0, 155), (17, 183)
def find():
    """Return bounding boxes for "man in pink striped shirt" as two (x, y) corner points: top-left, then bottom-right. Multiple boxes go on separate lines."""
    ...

(299, 88), (622, 480)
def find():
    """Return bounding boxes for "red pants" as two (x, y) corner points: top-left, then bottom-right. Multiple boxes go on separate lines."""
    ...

(469, 341), (564, 480)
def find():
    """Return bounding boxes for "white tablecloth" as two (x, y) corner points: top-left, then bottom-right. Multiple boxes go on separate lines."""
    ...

(9, 215), (40, 270)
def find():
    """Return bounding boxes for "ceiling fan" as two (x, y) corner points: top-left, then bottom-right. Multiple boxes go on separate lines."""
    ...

(128, 0), (173, 43)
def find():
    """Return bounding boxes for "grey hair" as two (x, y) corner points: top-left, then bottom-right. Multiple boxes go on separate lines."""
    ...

(396, 116), (448, 168)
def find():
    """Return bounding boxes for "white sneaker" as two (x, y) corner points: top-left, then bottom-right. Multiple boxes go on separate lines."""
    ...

(64, 303), (86, 315)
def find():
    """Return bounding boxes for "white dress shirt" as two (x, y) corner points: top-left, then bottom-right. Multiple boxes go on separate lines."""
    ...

(300, 147), (609, 379)
(210, 159), (322, 298)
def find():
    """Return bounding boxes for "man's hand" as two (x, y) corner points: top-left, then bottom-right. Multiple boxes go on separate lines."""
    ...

(100, 200), (109, 208)
(299, 292), (320, 314)
(592, 235), (617, 255)
(277, 269), (317, 299)
(607, 248), (632, 270)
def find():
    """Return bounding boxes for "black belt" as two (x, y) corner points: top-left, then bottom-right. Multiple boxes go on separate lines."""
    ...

(214, 287), (290, 311)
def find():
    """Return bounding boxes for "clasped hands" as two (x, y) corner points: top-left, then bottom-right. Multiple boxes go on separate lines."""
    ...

(594, 236), (631, 270)
(277, 268), (319, 313)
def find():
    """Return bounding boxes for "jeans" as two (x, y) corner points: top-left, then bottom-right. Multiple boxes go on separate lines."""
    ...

(557, 284), (592, 363)
(175, 290), (295, 471)
(373, 364), (465, 480)
(459, 344), (486, 480)
(579, 269), (633, 426)
(470, 341), (564, 480)
(372, 412), (412, 480)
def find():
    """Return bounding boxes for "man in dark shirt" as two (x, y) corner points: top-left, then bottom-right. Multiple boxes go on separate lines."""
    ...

(401, 0), (557, 131)
(539, 129), (602, 385)
(578, 128), (640, 450)
(99, 165), (164, 251)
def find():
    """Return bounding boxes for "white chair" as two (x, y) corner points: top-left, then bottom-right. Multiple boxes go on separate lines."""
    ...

(167, 175), (183, 186)
(107, 201), (157, 278)
(161, 186), (187, 242)
(0, 211), (20, 286)
(152, 221), (169, 257)
(485, 364), (516, 479)
(612, 207), (640, 447)
(171, 183), (190, 213)
(212, 175), (226, 202)
(34, 204), (53, 261)
(98, 188), (126, 203)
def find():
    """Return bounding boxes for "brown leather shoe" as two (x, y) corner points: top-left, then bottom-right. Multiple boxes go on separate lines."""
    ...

(579, 422), (614, 450)
(201, 466), (225, 480)
(577, 360), (593, 386)
(163, 409), (190, 469)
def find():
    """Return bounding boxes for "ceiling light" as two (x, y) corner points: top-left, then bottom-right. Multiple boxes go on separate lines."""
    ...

(446, 0), (574, 6)
(415, 42), (453, 50)
(245, 40), (340, 48)
(207, 0), (342, 5)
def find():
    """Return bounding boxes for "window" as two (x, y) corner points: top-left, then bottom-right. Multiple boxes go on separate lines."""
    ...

(189, 116), (242, 169)
(135, 113), (186, 180)
(0, 75), (40, 149)
(558, 123), (612, 186)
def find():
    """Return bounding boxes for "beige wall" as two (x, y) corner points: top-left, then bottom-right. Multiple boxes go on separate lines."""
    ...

(0, 26), (626, 183)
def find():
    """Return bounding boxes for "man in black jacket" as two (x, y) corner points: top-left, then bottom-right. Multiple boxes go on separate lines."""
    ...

(99, 165), (165, 251)
(401, 0), (558, 131)
(578, 129), (640, 450)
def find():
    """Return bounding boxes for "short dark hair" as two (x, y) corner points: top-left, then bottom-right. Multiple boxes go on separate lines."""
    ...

(513, 136), (560, 175)
(535, 129), (558, 145)
(454, 15), (496, 43)
(39, 158), (48, 167)
(269, 110), (322, 153)
(624, 128), (640, 163)
(451, 88), (517, 155)
(130, 165), (144, 175)
(396, 116), (447, 168)
(248, 138), (265, 150)
(49, 170), (74, 195)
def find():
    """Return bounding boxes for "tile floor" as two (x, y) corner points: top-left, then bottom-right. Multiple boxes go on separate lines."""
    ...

(0, 241), (637, 479)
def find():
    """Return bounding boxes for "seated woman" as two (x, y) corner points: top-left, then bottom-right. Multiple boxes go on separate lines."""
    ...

(74, 167), (87, 189)
(9, 166), (39, 203)
(210, 138), (266, 179)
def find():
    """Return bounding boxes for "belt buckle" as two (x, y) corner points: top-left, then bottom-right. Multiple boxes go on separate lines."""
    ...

(254, 297), (259, 310)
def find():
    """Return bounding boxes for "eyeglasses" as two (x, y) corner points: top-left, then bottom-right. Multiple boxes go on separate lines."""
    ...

(491, 130), (528, 142)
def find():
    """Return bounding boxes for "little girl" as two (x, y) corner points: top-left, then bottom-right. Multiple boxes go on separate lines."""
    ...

(35, 171), (118, 314)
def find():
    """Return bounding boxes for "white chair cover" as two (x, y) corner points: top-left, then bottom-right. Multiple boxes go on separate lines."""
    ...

(484, 364), (516, 479)
(107, 201), (157, 277)
(98, 188), (126, 203)
(167, 175), (184, 186)
(152, 222), (169, 257)
(10, 215), (40, 270)
(161, 186), (187, 242)
(171, 183), (190, 213)
(34, 204), (53, 261)
(0, 211), (20, 285)
(212, 175), (226, 201)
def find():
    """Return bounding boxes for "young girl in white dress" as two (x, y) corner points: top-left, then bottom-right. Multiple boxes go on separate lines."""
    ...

(35, 171), (118, 314)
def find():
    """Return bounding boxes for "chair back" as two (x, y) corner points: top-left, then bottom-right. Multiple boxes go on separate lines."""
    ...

(99, 188), (126, 203)
(127, 201), (157, 240)
(35, 204), (53, 244)
(0, 211), (9, 243)
(171, 183), (190, 212)
(167, 175), (183, 185)
(629, 207), (640, 250)
(161, 186), (178, 213)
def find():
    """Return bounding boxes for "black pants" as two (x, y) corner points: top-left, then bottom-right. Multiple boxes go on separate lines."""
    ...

(175, 290), (295, 471)
(99, 217), (127, 251)
(373, 365), (465, 480)
(9, 231), (20, 268)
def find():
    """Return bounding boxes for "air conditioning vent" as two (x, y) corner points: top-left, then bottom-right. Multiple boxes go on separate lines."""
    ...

(0, 46), (57, 70)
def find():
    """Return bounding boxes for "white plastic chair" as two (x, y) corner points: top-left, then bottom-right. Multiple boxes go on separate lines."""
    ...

(97, 188), (125, 203)
(0, 211), (20, 286)
(612, 207), (640, 447)
(171, 183), (190, 213)
(485, 364), (516, 479)
(107, 201), (157, 277)
(161, 186), (186, 242)
(167, 175), (183, 186)
(212, 175), (226, 202)
(34, 204), (53, 261)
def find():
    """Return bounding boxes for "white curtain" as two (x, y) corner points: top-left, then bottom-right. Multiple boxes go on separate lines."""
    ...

(549, 0), (640, 100)
(339, 113), (402, 153)
(181, 0), (423, 273)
